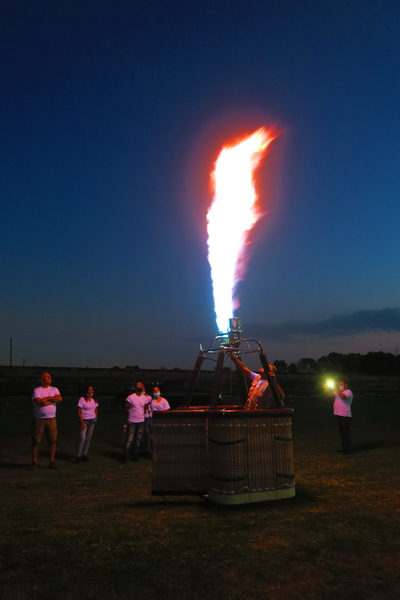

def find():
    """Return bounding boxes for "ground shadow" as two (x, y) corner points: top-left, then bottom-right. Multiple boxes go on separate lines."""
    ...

(129, 497), (208, 509)
(0, 461), (32, 470)
(130, 484), (318, 512)
(54, 451), (77, 463)
(352, 441), (387, 453)
(203, 486), (319, 513)
(100, 450), (124, 462)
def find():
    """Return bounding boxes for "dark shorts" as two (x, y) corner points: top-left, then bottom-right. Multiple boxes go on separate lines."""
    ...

(32, 417), (57, 444)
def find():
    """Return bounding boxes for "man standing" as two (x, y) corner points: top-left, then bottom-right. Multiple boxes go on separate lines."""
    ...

(31, 372), (62, 470)
(229, 352), (285, 409)
(327, 380), (353, 454)
(123, 381), (151, 463)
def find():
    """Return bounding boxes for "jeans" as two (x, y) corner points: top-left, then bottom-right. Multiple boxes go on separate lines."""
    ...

(77, 420), (96, 457)
(336, 415), (352, 454)
(140, 417), (153, 453)
(125, 422), (144, 458)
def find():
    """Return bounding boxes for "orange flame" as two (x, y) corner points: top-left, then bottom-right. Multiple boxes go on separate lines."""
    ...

(207, 127), (277, 332)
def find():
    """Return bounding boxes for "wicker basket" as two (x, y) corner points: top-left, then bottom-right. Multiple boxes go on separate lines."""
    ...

(152, 410), (208, 494)
(207, 409), (295, 504)
(152, 408), (295, 504)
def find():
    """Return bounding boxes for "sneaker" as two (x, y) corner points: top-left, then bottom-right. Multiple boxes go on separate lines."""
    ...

(81, 455), (89, 463)
(30, 462), (37, 471)
(48, 461), (57, 469)
(76, 457), (81, 464)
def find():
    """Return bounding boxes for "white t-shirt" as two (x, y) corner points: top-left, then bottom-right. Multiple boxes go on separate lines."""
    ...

(77, 397), (98, 420)
(126, 393), (151, 423)
(32, 386), (60, 419)
(151, 397), (170, 412)
(333, 389), (353, 417)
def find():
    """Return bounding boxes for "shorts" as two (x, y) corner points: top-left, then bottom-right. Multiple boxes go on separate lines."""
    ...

(32, 417), (58, 444)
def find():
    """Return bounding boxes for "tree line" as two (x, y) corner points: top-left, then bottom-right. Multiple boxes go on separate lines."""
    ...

(273, 351), (400, 375)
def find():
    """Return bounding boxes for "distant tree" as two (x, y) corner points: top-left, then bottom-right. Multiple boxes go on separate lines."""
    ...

(341, 353), (362, 373)
(317, 353), (344, 373)
(360, 351), (399, 375)
(296, 358), (319, 373)
(276, 350), (400, 376)
(273, 359), (288, 373)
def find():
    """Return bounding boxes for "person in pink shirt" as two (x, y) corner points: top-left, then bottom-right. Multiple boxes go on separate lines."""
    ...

(229, 352), (285, 409)
(123, 381), (151, 463)
(141, 386), (170, 457)
(151, 387), (170, 413)
(326, 379), (353, 454)
(31, 372), (62, 470)
(76, 386), (99, 464)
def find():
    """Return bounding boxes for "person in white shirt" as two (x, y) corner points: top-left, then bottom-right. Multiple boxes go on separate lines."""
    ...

(31, 372), (62, 470)
(151, 387), (170, 413)
(76, 386), (99, 464)
(141, 386), (170, 457)
(123, 382), (151, 463)
(326, 379), (353, 454)
(229, 352), (285, 409)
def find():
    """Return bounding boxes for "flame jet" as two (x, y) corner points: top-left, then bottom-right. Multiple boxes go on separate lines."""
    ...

(207, 128), (277, 333)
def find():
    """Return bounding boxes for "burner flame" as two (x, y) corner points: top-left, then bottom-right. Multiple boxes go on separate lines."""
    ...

(207, 127), (277, 333)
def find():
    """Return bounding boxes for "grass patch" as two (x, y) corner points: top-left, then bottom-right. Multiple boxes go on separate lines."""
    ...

(1, 394), (400, 599)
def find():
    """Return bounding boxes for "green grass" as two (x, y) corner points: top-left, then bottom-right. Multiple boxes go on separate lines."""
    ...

(1, 394), (400, 600)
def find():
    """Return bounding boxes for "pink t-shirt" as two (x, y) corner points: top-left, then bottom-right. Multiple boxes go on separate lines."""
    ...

(126, 393), (151, 423)
(333, 389), (353, 417)
(77, 397), (98, 420)
(151, 397), (170, 411)
(32, 386), (60, 418)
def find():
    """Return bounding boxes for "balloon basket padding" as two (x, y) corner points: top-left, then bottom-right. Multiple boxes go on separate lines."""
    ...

(151, 408), (295, 505)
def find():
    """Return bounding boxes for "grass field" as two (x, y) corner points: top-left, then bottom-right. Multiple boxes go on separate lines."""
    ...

(1, 392), (399, 600)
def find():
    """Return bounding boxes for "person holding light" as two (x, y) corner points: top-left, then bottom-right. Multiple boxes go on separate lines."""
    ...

(325, 379), (353, 454)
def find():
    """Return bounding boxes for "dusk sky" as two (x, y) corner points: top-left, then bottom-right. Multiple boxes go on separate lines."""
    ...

(2, 0), (400, 370)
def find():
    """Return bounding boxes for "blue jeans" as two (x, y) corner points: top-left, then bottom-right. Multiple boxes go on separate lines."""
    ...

(125, 422), (144, 458)
(77, 420), (96, 457)
(140, 417), (153, 453)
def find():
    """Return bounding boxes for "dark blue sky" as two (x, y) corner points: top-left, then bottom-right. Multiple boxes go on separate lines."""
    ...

(1, 0), (400, 369)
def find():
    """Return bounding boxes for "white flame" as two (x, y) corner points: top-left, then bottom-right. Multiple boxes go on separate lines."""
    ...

(207, 128), (275, 333)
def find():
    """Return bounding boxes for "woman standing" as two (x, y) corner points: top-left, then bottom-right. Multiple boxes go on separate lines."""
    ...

(151, 386), (170, 413)
(76, 386), (98, 464)
(141, 386), (170, 458)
